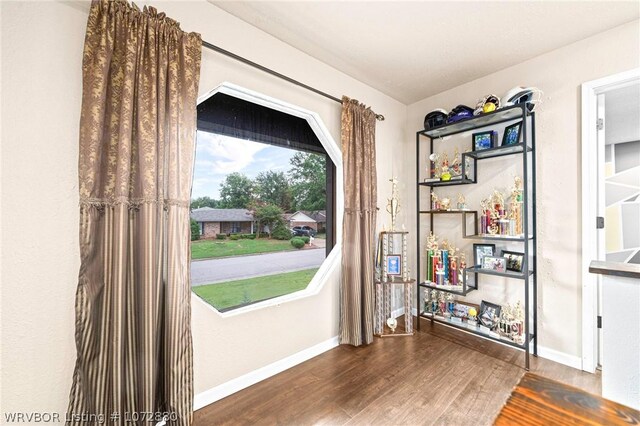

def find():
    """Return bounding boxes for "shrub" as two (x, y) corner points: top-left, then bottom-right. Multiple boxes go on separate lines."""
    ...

(230, 234), (240, 240)
(302, 236), (310, 244)
(240, 233), (256, 240)
(290, 237), (305, 249)
(190, 219), (200, 241)
(216, 234), (227, 240)
(271, 222), (292, 240)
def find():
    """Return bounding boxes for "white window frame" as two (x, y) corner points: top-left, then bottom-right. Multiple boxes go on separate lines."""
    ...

(193, 82), (343, 318)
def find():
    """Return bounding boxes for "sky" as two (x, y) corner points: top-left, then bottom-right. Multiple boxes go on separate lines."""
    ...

(191, 131), (297, 200)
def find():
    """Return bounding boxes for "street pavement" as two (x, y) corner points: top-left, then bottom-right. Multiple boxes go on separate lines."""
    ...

(191, 248), (327, 286)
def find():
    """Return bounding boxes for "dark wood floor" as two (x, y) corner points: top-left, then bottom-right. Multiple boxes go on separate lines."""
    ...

(194, 317), (601, 425)
(495, 373), (639, 426)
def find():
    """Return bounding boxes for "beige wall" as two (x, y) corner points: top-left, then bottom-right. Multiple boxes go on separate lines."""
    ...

(0, 0), (407, 415)
(406, 20), (640, 358)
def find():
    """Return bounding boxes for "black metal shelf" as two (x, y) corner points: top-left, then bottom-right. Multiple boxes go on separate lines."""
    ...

(419, 210), (477, 215)
(465, 266), (534, 280)
(464, 234), (534, 242)
(419, 312), (535, 351)
(418, 281), (476, 296)
(419, 178), (475, 187)
(418, 105), (528, 139)
(463, 143), (532, 160)
(415, 102), (537, 369)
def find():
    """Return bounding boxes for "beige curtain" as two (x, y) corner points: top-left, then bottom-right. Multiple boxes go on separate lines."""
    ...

(339, 97), (378, 346)
(67, 1), (201, 424)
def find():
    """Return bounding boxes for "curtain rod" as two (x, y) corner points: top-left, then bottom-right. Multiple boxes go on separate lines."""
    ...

(202, 40), (385, 121)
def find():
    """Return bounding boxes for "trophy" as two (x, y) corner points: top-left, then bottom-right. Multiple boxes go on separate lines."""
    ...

(429, 153), (440, 178)
(456, 193), (467, 210)
(386, 177), (400, 231)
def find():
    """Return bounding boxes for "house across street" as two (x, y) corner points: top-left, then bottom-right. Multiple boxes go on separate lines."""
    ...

(191, 207), (327, 239)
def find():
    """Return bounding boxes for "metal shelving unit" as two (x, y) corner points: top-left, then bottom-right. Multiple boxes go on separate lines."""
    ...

(415, 104), (538, 369)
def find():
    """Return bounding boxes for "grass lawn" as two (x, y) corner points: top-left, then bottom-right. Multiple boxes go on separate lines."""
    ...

(191, 238), (296, 260)
(192, 268), (319, 311)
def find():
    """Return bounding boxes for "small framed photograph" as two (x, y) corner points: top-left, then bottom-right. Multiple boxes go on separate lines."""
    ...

(482, 256), (506, 273)
(386, 254), (402, 276)
(502, 250), (525, 272)
(473, 243), (496, 267)
(502, 121), (522, 146)
(473, 131), (496, 151)
(479, 300), (502, 329)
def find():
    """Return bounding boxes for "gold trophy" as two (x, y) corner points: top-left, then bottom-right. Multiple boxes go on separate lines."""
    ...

(386, 177), (400, 231)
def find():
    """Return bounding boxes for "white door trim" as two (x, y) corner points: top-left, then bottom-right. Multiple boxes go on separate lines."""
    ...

(581, 68), (640, 373)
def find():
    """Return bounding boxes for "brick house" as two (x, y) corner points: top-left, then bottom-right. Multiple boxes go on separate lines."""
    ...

(191, 207), (255, 238)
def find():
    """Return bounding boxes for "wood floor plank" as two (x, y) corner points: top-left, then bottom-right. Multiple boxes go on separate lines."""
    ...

(494, 373), (639, 426)
(195, 317), (603, 426)
(433, 356), (523, 426)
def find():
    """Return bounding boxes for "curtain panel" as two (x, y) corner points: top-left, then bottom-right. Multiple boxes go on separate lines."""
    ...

(339, 97), (378, 346)
(67, 1), (201, 424)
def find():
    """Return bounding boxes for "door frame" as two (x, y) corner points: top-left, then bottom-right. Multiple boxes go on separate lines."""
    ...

(581, 68), (640, 373)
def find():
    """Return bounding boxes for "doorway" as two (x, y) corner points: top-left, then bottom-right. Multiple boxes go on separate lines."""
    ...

(581, 68), (640, 373)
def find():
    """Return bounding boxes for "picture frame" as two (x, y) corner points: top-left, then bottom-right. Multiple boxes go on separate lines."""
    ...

(502, 121), (522, 146)
(482, 256), (506, 273)
(473, 243), (496, 267)
(479, 300), (502, 329)
(472, 130), (496, 151)
(502, 250), (525, 272)
(386, 254), (402, 276)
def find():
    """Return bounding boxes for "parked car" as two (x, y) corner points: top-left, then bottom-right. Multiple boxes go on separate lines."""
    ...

(291, 226), (317, 237)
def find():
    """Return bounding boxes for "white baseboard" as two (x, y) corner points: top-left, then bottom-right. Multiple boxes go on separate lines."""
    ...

(536, 345), (583, 370)
(193, 336), (340, 411)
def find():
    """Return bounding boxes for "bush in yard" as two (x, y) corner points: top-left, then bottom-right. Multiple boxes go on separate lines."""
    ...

(190, 219), (201, 241)
(302, 236), (310, 244)
(216, 234), (227, 240)
(240, 233), (256, 239)
(290, 237), (305, 249)
(271, 221), (291, 240)
(230, 234), (240, 240)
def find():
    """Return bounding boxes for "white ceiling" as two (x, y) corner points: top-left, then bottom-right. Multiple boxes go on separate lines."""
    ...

(211, 1), (640, 104)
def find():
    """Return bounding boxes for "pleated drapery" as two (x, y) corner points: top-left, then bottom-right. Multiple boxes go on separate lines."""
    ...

(339, 97), (378, 347)
(67, 1), (201, 424)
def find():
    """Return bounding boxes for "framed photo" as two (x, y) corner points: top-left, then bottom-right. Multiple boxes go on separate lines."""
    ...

(472, 131), (496, 151)
(473, 243), (496, 267)
(502, 250), (525, 272)
(386, 254), (402, 276)
(479, 300), (502, 329)
(502, 121), (522, 146)
(482, 256), (506, 273)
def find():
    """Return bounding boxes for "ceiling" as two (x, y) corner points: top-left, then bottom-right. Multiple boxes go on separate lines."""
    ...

(211, 1), (640, 104)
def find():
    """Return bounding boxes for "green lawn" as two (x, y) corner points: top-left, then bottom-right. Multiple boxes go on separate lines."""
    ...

(193, 268), (319, 311)
(191, 238), (296, 260)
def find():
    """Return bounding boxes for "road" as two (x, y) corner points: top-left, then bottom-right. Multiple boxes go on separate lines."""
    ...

(191, 248), (326, 286)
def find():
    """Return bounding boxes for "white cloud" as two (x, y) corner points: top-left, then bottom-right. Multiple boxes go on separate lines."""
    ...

(191, 132), (298, 200)
(196, 131), (267, 175)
